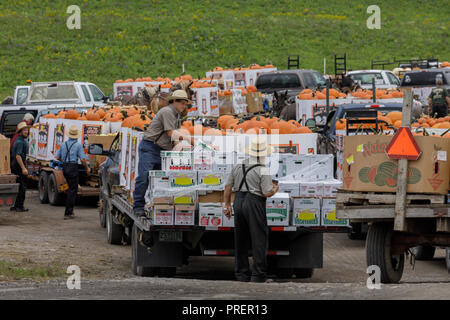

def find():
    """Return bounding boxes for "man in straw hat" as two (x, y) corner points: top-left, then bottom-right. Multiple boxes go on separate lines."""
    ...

(224, 137), (279, 283)
(10, 122), (30, 212)
(133, 90), (195, 217)
(55, 125), (90, 220)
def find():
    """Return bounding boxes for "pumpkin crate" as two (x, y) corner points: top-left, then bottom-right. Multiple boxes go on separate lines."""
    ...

(0, 174), (17, 184)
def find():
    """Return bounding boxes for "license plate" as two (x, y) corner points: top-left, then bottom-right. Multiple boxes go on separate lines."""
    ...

(159, 231), (182, 242)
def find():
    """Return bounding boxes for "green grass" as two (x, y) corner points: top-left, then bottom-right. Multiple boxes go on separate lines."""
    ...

(0, 260), (65, 281)
(0, 0), (448, 98)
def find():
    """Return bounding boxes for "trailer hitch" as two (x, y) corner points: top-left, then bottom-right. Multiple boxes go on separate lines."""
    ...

(138, 230), (154, 253)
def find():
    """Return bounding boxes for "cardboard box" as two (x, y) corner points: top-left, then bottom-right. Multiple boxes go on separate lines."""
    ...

(152, 196), (173, 205)
(266, 193), (290, 226)
(213, 151), (236, 172)
(173, 191), (196, 205)
(0, 137), (11, 175)
(152, 205), (174, 225)
(161, 151), (193, 171)
(198, 191), (223, 203)
(278, 180), (300, 197)
(321, 198), (349, 227)
(199, 203), (223, 227)
(193, 151), (213, 171)
(174, 205), (195, 226)
(342, 135), (450, 194)
(245, 92), (263, 113)
(292, 198), (321, 226)
(323, 180), (343, 198)
(198, 171), (226, 188)
(168, 171), (197, 188)
(218, 95), (234, 115)
(88, 134), (116, 150)
(308, 154), (334, 180)
(300, 182), (323, 198)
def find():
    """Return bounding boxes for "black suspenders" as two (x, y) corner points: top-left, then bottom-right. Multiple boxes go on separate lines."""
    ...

(63, 141), (76, 164)
(238, 164), (262, 192)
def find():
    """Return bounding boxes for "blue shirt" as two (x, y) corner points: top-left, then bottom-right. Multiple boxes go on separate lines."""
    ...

(11, 135), (29, 163)
(56, 139), (85, 164)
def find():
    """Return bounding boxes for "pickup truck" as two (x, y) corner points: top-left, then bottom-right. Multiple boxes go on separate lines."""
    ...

(400, 68), (450, 107)
(0, 81), (108, 138)
(255, 69), (327, 97)
(346, 70), (400, 90)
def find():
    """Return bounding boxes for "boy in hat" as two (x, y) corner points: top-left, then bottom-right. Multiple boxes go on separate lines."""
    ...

(55, 125), (90, 219)
(10, 122), (30, 212)
(224, 137), (279, 283)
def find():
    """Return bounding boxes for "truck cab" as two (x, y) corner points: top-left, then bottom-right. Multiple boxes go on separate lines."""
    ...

(346, 70), (400, 90)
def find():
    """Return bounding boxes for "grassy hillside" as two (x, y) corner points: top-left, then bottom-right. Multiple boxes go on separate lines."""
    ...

(0, 0), (448, 98)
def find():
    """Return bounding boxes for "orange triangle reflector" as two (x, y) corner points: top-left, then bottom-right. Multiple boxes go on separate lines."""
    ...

(386, 127), (422, 160)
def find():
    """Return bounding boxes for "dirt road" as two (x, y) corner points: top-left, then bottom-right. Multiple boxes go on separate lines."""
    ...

(0, 191), (449, 299)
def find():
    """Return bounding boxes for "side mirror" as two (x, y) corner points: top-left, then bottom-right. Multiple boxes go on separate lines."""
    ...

(305, 118), (316, 128)
(102, 95), (110, 103)
(88, 143), (108, 156)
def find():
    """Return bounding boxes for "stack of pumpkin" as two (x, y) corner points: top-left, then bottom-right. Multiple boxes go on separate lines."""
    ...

(350, 89), (403, 99)
(41, 106), (155, 130)
(297, 88), (347, 100)
(411, 115), (450, 129)
(335, 111), (402, 130)
(441, 61), (450, 68)
(212, 64), (275, 72)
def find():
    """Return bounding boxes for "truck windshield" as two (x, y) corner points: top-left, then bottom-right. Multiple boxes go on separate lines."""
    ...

(89, 84), (105, 102)
(28, 83), (80, 102)
(256, 73), (301, 89)
(401, 71), (448, 86)
(349, 73), (385, 85)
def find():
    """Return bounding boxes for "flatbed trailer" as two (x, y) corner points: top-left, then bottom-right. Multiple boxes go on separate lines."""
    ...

(0, 174), (19, 209)
(336, 190), (450, 281)
(27, 156), (100, 205)
(104, 188), (349, 278)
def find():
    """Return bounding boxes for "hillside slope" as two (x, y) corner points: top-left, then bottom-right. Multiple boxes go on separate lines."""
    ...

(0, 0), (448, 97)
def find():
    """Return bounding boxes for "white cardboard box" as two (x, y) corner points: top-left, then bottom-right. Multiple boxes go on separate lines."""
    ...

(321, 198), (349, 227)
(277, 180), (300, 197)
(300, 182), (324, 198)
(266, 193), (290, 226)
(323, 180), (343, 198)
(168, 171), (197, 188)
(198, 171), (227, 188)
(213, 151), (236, 172)
(193, 151), (213, 171)
(174, 205), (195, 226)
(292, 198), (321, 226)
(152, 205), (174, 225)
(161, 151), (193, 171)
(199, 203), (223, 227)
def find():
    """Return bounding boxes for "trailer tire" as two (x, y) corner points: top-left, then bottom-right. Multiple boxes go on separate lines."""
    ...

(410, 245), (436, 261)
(47, 173), (64, 206)
(159, 267), (176, 278)
(106, 209), (124, 245)
(38, 172), (49, 204)
(131, 224), (158, 277)
(99, 193), (110, 228)
(445, 248), (450, 273)
(366, 222), (404, 284)
(275, 268), (294, 279)
(294, 268), (314, 279)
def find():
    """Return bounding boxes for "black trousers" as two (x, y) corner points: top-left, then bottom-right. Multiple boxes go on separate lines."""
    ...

(432, 104), (448, 118)
(63, 163), (79, 216)
(11, 162), (26, 209)
(233, 192), (268, 282)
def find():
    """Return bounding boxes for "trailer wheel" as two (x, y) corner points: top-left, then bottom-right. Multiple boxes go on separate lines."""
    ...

(410, 245), (436, 261)
(131, 224), (158, 277)
(38, 172), (49, 204)
(366, 222), (404, 284)
(47, 173), (64, 206)
(294, 268), (314, 279)
(159, 267), (176, 278)
(445, 248), (450, 273)
(106, 208), (124, 245)
(99, 193), (110, 228)
(275, 268), (294, 279)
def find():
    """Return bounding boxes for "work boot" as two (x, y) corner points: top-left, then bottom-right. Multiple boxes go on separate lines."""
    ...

(64, 215), (74, 220)
(14, 207), (29, 212)
(10, 207), (16, 211)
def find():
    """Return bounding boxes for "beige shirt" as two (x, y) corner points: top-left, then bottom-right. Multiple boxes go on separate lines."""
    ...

(143, 104), (181, 150)
(226, 158), (273, 197)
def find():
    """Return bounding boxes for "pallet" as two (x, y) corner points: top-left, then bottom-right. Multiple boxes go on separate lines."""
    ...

(0, 174), (17, 184)
(336, 190), (446, 206)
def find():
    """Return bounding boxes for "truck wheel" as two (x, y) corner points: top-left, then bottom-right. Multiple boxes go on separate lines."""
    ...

(366, 222), (404, 284)
(131, 224), (158, 277)
(410, 245), (436, 261)
(275, 268), (294, 279)
(47, 173), (64, 206)
(445, 248), (450, 273)
(294, 268), (314, 279)
(38, 172), (49, 204)
(348, 222), (367, 240)
(159, 267), (176, 278)
(106, 209), (124, 245)
(99, 193), (110, 228)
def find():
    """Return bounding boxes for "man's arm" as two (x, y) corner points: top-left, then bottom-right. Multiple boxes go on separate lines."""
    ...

(263, 183), (279, 198)
(78, 144), (91, 175)
(15, 154), (28, 175)
(168, 129), (195, 145)
(224, 185), (233, 218)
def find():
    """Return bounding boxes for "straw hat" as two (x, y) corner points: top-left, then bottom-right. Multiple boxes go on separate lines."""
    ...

(168, 90), (193, 104)
(16, 121), (30, 133)
(245, 137), (272, 157)
(67, 125), (80, 139)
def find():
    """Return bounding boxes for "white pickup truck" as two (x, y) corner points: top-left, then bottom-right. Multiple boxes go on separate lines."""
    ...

(347, 70), (401, 90)
(0, 81), (108, 138)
